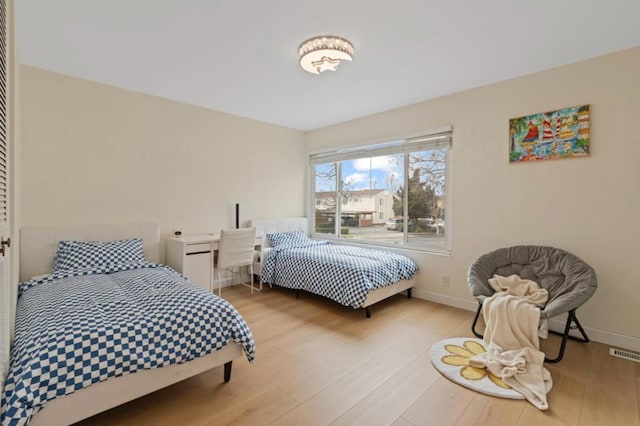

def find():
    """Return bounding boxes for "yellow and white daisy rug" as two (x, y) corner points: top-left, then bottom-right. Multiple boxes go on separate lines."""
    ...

(429, 337), (525, 399)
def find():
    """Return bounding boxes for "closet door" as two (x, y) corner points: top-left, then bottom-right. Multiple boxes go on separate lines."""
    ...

(0, 0), (14, 390)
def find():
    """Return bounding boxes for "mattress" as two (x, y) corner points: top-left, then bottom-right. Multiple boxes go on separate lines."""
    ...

(1, 263), (255, 424)
(260, 241), (417, 307)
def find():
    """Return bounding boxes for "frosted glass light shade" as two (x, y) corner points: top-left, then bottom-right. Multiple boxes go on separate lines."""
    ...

(298, 36), (354, 75)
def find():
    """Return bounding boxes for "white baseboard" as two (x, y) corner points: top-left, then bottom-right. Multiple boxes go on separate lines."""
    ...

(412, 289), (640, 353)
(546, 317), (640, 353)
(412, 289), (477, 312)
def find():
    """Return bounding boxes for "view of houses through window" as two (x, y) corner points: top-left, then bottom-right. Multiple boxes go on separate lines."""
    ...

(310, 131), (451, 251)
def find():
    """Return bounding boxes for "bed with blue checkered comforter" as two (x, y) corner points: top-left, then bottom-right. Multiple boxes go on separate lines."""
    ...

(260, 241), (418, 308)
(1, 263), (255, 425)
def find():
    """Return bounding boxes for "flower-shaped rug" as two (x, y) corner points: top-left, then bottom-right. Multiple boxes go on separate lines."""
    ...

(429, 337), (524, 399)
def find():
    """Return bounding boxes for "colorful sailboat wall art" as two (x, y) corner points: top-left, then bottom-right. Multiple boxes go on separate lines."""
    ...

(509, 105), (590, 163)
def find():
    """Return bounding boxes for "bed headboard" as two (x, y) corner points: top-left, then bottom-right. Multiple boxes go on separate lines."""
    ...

(248, 217), (308, 248)
(19, 222), (160, 282)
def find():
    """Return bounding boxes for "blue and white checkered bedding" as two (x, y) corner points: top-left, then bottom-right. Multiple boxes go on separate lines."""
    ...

(1, 263), (255, 425)
(260, 241), (418, 308)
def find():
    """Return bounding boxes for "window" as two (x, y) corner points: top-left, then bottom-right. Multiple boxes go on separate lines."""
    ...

(310, 128), (452, 253)
(314, 163), (338, 235)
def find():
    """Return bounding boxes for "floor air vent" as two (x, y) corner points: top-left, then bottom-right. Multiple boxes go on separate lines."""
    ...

(610, 348), (640, 363)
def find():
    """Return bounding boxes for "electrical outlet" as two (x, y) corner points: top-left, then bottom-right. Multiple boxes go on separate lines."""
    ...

(441, 275), (450, 287)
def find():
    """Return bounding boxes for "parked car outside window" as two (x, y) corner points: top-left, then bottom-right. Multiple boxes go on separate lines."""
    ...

(341, 216), (359, 226)
(385, 218), (402, 230)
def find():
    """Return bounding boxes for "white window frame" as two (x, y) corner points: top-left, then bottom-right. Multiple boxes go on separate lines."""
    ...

(309, 126), (453, 255)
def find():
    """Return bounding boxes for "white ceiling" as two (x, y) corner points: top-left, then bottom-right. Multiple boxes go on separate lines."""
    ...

(16, 1), (640, 131)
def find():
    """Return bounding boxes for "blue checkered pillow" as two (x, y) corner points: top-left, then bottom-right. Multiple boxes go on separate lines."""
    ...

(266, 230), (310, 247)
(54, 238), (145, 271)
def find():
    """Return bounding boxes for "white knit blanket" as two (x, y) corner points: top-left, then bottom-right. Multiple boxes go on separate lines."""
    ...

(469, 274), (553, 410)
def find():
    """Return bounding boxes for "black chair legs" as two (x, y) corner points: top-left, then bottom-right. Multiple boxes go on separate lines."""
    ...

(470, 305), (590, 363)
(544, 309), (589, 363)
(471, 304), (484, 338)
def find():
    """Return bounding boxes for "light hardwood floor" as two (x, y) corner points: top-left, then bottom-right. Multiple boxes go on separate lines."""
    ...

(78, 285), (640, 426)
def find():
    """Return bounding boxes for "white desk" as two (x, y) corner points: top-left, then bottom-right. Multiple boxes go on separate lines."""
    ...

(166, 234), (261, 292)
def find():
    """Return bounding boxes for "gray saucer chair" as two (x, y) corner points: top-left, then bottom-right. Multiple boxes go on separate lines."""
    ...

(467, 245), (597, 363)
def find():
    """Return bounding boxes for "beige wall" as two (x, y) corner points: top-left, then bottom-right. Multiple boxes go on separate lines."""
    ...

(20, 66), (306, 259)
(19, 47), (640, 348)
(307, 47), (640, 347)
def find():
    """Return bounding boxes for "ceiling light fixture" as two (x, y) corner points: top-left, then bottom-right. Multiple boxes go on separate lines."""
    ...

(298, 36), (354, 75)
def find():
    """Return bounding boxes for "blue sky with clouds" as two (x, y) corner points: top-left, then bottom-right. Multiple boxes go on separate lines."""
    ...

(315, 155), (404, 192)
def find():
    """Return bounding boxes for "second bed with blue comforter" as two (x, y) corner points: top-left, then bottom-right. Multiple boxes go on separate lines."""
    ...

(260, 233), (418, 308)
(1, 262), (255, 425)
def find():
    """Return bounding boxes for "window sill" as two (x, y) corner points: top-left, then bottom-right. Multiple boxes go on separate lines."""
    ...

(310, 233), (451, 256)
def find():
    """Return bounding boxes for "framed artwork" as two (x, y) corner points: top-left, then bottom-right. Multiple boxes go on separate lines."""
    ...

(509, 105), (590, 163)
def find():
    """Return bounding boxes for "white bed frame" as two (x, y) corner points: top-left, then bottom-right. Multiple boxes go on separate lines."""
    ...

(19, 223), (243, 426)
(249, 217), (414, 317)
